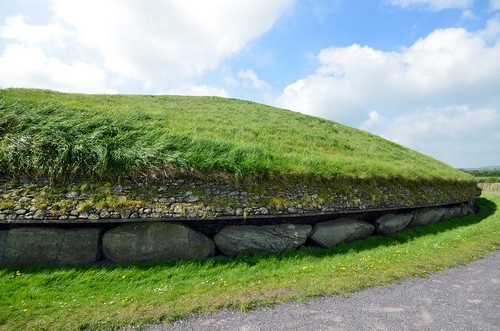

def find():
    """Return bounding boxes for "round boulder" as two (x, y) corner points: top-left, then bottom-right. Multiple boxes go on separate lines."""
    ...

(309, 218), (375, 248)
(214, 224), (312, 257)
(408, 208), (445, 227)
(102, 222), (215, 263)
(374, 213), (413, 235)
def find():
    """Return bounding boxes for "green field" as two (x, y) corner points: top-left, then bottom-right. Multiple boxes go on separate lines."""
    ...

(0, 88), (473, 183)
(1, 194), (498, 331)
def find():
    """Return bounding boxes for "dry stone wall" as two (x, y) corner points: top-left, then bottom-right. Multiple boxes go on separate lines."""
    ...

(0, 178), (480, 222)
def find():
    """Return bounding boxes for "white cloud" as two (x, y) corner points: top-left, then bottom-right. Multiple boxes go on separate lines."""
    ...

(0, 44), (112, 93)
(360, 111), (387, 131)
(0, 0), (293, 93)
(388, 0), (473, 11)
(164, 84), (229, 98)
(276, 18), (500, 127)
(48, 0), (294, 89)
(491, 0), (500, 11)
(0, 15), (71, 46)
(381, 106), (500, 168)
(237, 69), (270, 90)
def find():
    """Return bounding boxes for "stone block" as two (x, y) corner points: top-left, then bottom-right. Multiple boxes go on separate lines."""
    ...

(309, 218), (374, 248)
(214, 224), (311, 257)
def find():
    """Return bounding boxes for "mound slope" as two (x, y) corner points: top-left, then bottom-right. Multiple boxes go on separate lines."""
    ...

(0, 88), (474, 181)
(0, 88), (479, 222)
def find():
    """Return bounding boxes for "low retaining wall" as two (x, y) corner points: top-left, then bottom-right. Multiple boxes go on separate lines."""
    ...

(0, 201), (476, 266)
(0, 178), (479, 222)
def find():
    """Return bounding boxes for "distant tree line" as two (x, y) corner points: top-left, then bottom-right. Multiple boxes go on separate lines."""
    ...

(461, 169), (500, 178)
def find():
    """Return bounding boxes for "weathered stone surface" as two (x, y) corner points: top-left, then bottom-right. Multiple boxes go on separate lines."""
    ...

(408, 208), (446, 227)
(374, 213), (413, 235)
(102, 222), (215, 263)
(214, 224), (312, 257)
(309, 218), (375, 248)
(439, 207), (454, 221)
(0, 227), (102, 266)
(461, 204), (474, 217)
(450, 206), (463, 219)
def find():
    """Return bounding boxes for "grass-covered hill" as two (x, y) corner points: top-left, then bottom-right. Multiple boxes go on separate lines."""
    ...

(0, 88), (473, 184)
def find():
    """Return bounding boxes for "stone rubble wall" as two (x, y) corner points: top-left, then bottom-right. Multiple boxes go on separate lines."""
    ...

(0, 178), (480, 222)
(0, 201), (476, 266)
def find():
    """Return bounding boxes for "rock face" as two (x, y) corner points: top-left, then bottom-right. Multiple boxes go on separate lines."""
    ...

(102, 222), (215, 263)
(0, 227), (102, 266)
(461, 204), (474, 217)
(408, 208), (445, 227)
(309, 218), (375, 248)
(214, 224), (312, 257)
(374, 213), (413, 235)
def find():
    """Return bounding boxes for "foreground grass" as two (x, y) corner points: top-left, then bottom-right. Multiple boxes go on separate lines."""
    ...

(0, 88), (472, 183)
(1, 195), (499, 330)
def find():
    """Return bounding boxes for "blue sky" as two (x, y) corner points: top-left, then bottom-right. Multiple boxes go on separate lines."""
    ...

(1, 0), (499, 168)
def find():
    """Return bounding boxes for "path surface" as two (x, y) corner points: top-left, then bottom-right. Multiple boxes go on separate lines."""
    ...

(141, 250), (500, 331)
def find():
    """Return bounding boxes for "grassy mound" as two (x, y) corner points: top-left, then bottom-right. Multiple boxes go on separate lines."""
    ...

(0, 88), (472, 184)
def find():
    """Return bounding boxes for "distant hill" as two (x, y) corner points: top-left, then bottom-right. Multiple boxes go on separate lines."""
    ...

(0, 88), (473, 183)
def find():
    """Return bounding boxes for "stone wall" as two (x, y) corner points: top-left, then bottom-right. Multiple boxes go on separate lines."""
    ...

(478, 182), (500, 193)
(0, 201), (476, 266)
(0, 178), (480, 222)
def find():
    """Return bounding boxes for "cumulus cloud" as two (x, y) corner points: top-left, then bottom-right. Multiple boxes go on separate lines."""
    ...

(275, 17), (500, 127)
(382, 106), (500, 167)
(49, 0), (293, 89)
(0, 0), (294, 92)
(0, 44), (112, 93)
(0, 15), (71, 46)
(164, 84), (229, 98)
(237, 69), (270, 90)
(388, 0), (473, 11)
(360, 111), (387, 131)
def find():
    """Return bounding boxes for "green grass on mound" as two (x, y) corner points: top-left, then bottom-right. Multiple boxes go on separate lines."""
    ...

(0, 88), (472, 183)
(0, 195), (498, 331)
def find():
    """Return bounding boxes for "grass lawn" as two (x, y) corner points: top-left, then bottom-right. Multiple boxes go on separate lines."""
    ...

(0, 88), (473, 183)
(1, 194), (498, 331)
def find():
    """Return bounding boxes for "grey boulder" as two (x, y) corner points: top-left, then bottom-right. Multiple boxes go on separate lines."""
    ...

(309, 218), (375, 248)
(102, 222), (215, 263)
(374, 213), (413, 235)
(461, 204), (474, 217)
(439, 207), (455, 221)
(0, 227), (102, 266)
(408, 208), (445, 227)
(214, 224), (312, 257)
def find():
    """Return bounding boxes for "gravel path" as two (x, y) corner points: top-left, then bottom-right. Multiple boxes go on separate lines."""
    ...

(142, 250), (500, 331)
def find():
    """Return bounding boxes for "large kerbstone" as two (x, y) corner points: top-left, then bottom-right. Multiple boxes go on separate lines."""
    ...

(0, 227), (102, 266)
(374, 213), (413, 235)
(102, 222), (215, 263)
(451, 206), (463, 219)
(439, 207), (455, 221)
(309, 218), (375, 248)
(461, 204), (474, 217)
(408, 208), (446, 227)
(214, 224), (312, 257)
